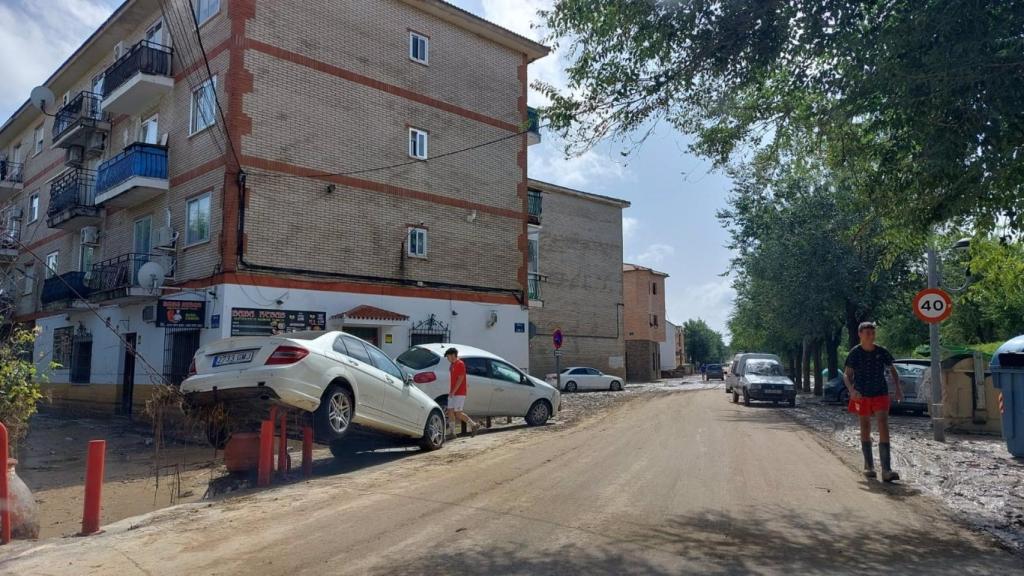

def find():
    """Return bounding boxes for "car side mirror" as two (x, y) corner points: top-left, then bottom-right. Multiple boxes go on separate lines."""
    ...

(404, 374), (414, 386)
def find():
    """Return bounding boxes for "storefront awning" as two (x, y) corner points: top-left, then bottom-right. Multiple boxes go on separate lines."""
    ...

(330, 305), (409, 326)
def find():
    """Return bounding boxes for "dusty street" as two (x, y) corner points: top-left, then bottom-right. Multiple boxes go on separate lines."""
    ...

(3, 386), (1022, 575)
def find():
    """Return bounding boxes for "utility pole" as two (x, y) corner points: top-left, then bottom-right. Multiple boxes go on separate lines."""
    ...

(927, 247), (945, 442)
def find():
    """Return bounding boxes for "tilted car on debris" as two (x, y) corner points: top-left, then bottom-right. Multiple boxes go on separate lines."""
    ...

(181, 331), (447, 455)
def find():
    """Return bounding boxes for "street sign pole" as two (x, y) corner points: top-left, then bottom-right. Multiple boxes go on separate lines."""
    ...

(555, 350), (561, 391)
(927, 247), (945, 442)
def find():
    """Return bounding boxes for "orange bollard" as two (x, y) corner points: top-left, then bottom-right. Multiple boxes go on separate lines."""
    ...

(258, 420), (273, 487)
(81, 440), (106, 535)
(277, 415), (288, 475)
(302, 426), (313, 478)
(0, 422), (9, 544)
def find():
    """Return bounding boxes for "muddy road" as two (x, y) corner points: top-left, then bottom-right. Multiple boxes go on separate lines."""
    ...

(4, 389), (1021, 575)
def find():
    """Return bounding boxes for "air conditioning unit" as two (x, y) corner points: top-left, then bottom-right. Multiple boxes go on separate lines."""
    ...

(142, 305), (157, 323)
(65, 146), (84, 166)
(154, 226), (176, 249)
(81, 226), (99, 245)
(85, 132), (106, 156)
(9, 207), (23, 220)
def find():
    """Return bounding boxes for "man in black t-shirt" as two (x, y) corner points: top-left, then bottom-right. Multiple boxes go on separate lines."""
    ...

(844, 322), (904, 482)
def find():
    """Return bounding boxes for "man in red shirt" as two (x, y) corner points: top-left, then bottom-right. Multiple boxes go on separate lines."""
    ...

(445, 347), (481, 437)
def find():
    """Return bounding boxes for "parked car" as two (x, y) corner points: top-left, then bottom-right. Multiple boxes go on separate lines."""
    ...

(182, 331), (447, 455)
(559, 367), (623, 392)
(705, 363), (725, 381)
(396, 343), (560, 426)
(727, 353), (781, 394)
(732, 358), (797, 406)
(822, 360), (929, 415)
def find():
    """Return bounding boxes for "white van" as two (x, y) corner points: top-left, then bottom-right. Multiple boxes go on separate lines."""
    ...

(727, 353), (782, 394)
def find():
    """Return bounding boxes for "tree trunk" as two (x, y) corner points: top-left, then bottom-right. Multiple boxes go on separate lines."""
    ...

(789, 350), (799, 382)
(844, 300), (861, 348)
(801, 337), (811, 393)
(813, 338), (824, 396)
(826, 326), (841, 379)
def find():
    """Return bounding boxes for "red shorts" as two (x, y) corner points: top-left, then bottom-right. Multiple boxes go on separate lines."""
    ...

(848, 394), (890, 416)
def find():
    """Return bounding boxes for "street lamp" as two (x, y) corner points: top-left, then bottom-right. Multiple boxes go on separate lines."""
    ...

(925, 238), (971, 442)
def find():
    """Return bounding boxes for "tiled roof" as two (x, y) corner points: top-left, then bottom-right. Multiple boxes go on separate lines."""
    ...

(331, 305), (410, 322)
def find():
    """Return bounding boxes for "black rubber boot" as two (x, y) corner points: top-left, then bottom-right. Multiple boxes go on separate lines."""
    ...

(861, 441), (875, 478)
(879, 442), (899, 482)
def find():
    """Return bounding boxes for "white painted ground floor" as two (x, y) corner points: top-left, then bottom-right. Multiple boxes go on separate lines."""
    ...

(32, 282), (529, 414)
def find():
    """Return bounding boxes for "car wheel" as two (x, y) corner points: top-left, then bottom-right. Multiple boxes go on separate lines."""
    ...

(610, 380), (622, 391)
(419, 410), (446, 451)
(743, 392), (750, 406)
(525, 400), (551, 426)
(316, 384), (354, 443)
(789, 398), (797, 407)
(565, 381), (578, 393)
(839, 388), (849, 405)
(732, 390), (739, 403)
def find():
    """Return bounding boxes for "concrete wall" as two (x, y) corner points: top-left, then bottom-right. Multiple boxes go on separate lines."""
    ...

(526, 183), (626, 378)
(626, 339), (660, 383)
(660, 321), (679, 371)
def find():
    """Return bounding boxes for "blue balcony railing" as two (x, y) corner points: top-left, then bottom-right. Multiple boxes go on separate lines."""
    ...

(48, 169), (96, 216)
(41, 272), (91, 305)
(95, 143), (168, 196)
(102, 40), (173, 97)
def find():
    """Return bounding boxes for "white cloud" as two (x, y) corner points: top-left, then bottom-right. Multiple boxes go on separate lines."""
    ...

(666, 277), (736, 338)
(528, 146), (625, 188)
(622, 216), (638, 240)
(634, 243), (675, 266)
(0, 1), (116, 119)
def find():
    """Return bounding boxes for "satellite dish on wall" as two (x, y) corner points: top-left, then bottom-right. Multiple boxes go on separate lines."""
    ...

(137, 261), (166, 293)
(29, 86), (56, 115)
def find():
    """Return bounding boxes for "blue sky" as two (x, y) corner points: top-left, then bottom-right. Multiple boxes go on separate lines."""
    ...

(0, 0), (736, 336)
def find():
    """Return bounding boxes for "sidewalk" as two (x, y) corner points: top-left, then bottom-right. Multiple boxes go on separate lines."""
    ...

(786, 395), (1024, 556)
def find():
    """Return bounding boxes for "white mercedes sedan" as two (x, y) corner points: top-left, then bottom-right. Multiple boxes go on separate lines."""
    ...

(182, 331), (447, 454)
(559, 367), (624, 392)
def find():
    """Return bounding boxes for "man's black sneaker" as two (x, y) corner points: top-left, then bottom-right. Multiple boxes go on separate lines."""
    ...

(863, 467), (877, 479)
(881, 470), (900, 483)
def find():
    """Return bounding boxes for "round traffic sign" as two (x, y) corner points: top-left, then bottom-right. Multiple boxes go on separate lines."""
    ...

(553, 329), (563, 350)
(913, 288), (953, 324)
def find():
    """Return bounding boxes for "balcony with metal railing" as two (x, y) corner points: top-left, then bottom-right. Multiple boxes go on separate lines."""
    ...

(528, 272), (546, 303)
(527, 107), (541, 146)
(95, 143), (168, 207)
(52, 91), (110, 153)
(46, 168), (101, 230)
(0, 219), (20, 261)
(528, 189), (542, 225)
(100, 40), (173, 115)
(90, 252), (174, 303)
(0, 160), (24, 196)
(41, 272), (92, 307)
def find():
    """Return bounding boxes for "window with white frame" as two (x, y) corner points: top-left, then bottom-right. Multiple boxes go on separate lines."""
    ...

(407, 227), (428, 258)
(33, 124), (44, 155)
(186, 193), (211, 245)
(45, 251), (58, 279)
(22, 264), (34, 295)
(409, 128), (428, 159)
(80, 244), (95, 274)
(193, 0), (220, 26)
(29, 194), (39, 222)
(409, 32), (429, 64)
(190, 77), (217, 135)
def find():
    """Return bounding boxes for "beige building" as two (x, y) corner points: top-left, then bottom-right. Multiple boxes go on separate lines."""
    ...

(623, 263), (668, 382)
(524, 179), (629, 379)
(0, 0), (547, 415)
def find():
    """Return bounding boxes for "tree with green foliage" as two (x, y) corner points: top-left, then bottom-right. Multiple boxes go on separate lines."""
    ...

(539, 0), (1024, 235)
(0, 327), (45, 452)
(683, 319), (726, 366)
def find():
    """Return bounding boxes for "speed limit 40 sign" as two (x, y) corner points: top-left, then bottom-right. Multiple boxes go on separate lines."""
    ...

(913, 288), (953, 324)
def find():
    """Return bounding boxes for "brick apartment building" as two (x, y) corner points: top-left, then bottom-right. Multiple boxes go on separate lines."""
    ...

(524, 179), (629, 379)
(623, 263), (668, 382)
(0, 0), (547, 415)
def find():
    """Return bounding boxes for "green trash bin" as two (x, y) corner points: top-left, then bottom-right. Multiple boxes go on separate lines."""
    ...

(990, 335), (1024, 458)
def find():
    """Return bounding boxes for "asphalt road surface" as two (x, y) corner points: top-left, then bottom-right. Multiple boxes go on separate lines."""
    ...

(4, 389), (1022, 575)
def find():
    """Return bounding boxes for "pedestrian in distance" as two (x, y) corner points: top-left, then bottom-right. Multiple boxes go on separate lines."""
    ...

(445, 347), (481, 438)
(843, 322), (904, 482)
(700, 363), (707, 381)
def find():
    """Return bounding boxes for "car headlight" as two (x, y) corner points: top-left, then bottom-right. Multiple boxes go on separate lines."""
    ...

(749, 383), (761, 390)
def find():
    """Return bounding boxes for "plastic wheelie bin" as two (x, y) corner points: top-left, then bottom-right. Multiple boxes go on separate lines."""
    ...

(991, 335), (1024, 458)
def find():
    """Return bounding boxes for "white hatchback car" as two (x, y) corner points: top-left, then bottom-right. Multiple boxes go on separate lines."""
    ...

(182, 331), (447, 454)
(395, 343), (560, 426)
(559, 367), (623, 392)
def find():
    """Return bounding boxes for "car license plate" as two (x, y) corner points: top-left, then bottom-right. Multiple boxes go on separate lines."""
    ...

(213, 350), (255, 367)
(765, 389), (782, 394)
